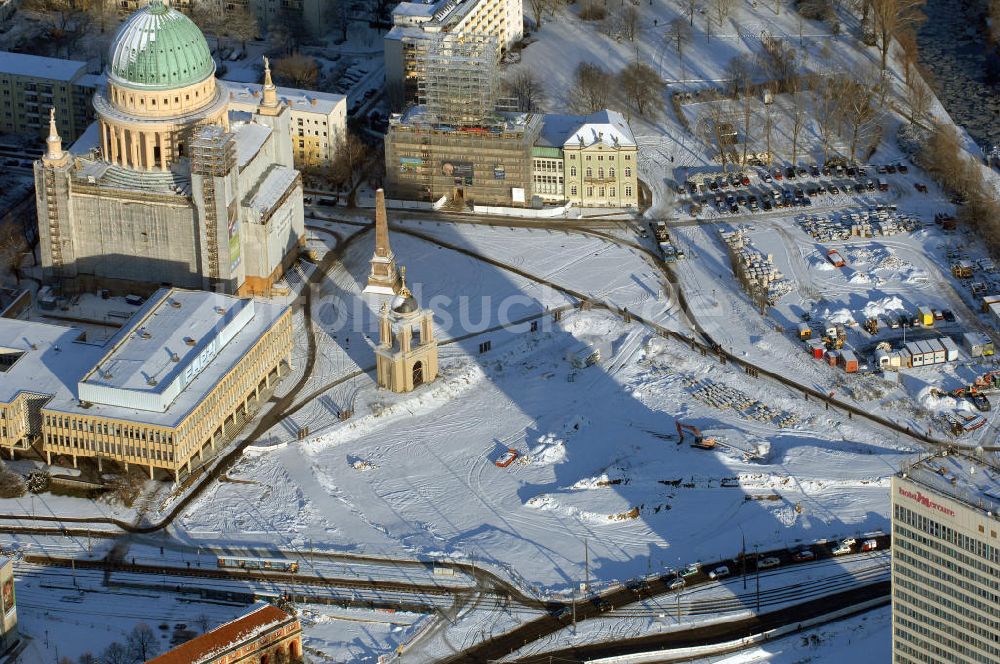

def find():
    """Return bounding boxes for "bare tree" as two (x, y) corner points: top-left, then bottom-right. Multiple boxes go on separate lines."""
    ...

(528, 0), (548, 28)
(685, 0), (699, 25)
(195, 613), (212, 633)
(762, 91), (776, 164)
(77, 654), (98, 664)
(710, 0), (736, 27)
(619, 61), (665, 120)
(725, 55), (751, 98)
(328, 131), (371, 190)
(789, 84), (807, 165)
(905, 76), (933, 125)
(273, 53), (319, 88)
(869, 0), (926, 71)
(268, 8), (304, 55)
(570, 62), (613, 114)
(839, 71), (881, 160)
(227, 4), (258, 50)
(127, 623), (159, 661)
(620, 4), (639, 41)
(22, 0), (95, 56)
(100, 643), (129, 664)
(503, 69), (546, 112)
(812, 75), (843, 162)
(0, 223), (27, 283)
(758, 34), (799, 91)
(703, 101), (736, 171)
(667, 18), (692, 84)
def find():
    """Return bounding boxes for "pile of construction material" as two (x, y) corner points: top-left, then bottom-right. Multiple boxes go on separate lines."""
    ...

(720, 228), (793, 305)
(685, 377), (801, 428)
(798, 207), (922, 241)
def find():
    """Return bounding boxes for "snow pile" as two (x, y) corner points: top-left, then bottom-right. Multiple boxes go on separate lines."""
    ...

(808, 255), (836, 272)
(849, 272), (872, 284)
(527, 433), (567, 465)
(916, 386), (959, 414)
(863, 296), (907, 319)
(821, 308), (856, 325)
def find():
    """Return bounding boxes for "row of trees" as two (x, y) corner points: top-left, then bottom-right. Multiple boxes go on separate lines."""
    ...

(62, 623), (160, 664)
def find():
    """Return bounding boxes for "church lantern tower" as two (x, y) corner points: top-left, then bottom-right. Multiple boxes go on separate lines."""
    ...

(375, 266), (438, 392)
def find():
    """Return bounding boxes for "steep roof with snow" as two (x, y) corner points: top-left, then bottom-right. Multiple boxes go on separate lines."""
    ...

(537, 110), (636, 150)
(147, 604), (297, 664)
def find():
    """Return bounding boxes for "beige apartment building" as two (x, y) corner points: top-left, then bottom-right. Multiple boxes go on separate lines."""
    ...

(224, 80), (346, 166)
(891, 450), (1000, 664)
(0, 288), (292, 481)
(384, 0), (523, 109)
(0, 51), (96, 142)
(534, 110), (639, 209)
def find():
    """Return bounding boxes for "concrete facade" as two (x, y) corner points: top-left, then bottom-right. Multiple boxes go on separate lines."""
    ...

(384, 0), (523, 109)
(0, 51), (96, 142)
(34, 4), (305, 297)
(891, 451), (1000, 663)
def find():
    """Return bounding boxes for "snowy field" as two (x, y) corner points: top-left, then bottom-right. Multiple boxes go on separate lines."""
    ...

(170, 222), (914, 593)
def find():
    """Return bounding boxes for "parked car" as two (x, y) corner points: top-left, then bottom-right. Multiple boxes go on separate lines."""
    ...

(829, 184), (840, 194)
(708, 565), (731, 580)
(552, 606), (572, 620)
(898, 164), (909, 174)
(680, 563), (702, 577)
(757, 556), (781, 569)
(761, 171), (772, 183)
(810, 165), (820, 177)
(773, 168), (783, 180)
(785, 166), (796, 179)
(592, 597), (612, 612)
(793, 548), (816, 562)
(832, 543), (852, 556)
(762, 200), (773, 211)
(841, 537), (857, 547)
(668, 576), (686, 590)
(914, 182), (928, 193)
(942, 310), (956, 322)
(886, 164), (897, 174)
(861, 539), (878, 552)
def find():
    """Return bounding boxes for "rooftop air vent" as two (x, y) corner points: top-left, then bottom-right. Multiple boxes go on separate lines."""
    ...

(147, 377), (158, 386)
(214, 306), (225, 314)
(169, 299), (181, 308)
(170, 353), (180, 362)
(140, 328), (151, 339)
(102, 370), (112, 379)
(184, 336), (196, 346)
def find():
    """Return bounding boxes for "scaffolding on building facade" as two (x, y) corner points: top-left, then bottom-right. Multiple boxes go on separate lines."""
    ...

(191, 126), (237, 282)
(418, 34), (500, 127)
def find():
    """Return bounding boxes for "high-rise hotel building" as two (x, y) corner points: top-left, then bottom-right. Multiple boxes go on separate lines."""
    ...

(891, 449), (1000, 663)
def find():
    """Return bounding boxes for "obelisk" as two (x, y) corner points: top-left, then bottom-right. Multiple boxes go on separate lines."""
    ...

(364, 189), (400, 294)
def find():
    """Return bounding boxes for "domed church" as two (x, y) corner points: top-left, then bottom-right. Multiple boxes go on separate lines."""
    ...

(34, 0), (304, 295)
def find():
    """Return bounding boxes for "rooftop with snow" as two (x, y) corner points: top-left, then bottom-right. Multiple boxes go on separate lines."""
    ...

(902, 450), (1000, 518)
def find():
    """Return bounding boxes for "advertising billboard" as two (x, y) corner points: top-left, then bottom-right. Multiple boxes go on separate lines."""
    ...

(441, 161), (473, 185)
(400, 156), (423, 172)
(493, 165), (506, 180)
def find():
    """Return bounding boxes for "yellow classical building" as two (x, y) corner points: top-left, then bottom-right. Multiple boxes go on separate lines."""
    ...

(375, 268), (438, 393)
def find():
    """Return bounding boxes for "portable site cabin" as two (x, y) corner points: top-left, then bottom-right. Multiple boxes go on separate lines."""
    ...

(807, 339), (825, 358)
(825, 349), (840, 367)
(990, 302), (1000, 329)
(898, 347), (912, 368)
(939, 337), (959, 362)
(981, 295), (1000, 312)
(797, 322), (812, 339)
(917, 306), (934, 327)
(875, 349), (890, 369)
(924, 338), (945, 364)
(962, 332), (994, 357)
(905, 341), (925, 367)
(840, 350), (859, 373)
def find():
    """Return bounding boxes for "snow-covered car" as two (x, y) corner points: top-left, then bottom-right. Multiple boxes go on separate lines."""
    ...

(832, 543), (852, 556)
(840, 537), (857, 547)
(708, 565), (730, 580)
(757, 556), (781, 569)
(668, 577), (686, 590)
(680, 563), (701, 577)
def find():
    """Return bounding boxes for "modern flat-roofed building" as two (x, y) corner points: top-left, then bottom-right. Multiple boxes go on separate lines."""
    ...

(0, 51), (96, 142)
(223, 80), (346, 166)
(891, 449), (1000, 663)
(0, 288), (292, 481)
(148, 604), (302, 664)
(384, 0), (523, 109)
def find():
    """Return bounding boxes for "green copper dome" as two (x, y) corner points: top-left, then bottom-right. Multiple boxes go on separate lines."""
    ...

(107, 0), (215, 89)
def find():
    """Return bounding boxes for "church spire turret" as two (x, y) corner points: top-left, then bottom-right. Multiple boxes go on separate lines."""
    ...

(43, 107), (67, 166)
(45, 107), (63, 161)
(262, 56), (278, 109)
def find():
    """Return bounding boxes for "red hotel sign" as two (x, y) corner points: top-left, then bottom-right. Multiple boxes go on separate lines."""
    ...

(899, 486), (956, 517)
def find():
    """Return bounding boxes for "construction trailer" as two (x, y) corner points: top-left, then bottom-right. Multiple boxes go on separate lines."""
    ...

(939, 336), (960, 362)
(980, 295), (1000, 312)
(917, 306), (934, 327)
(962, 332), (994, 357)
(797, 322), (812, 339)
(840, 350), (859, 373)
(990, 302), (1000, 329)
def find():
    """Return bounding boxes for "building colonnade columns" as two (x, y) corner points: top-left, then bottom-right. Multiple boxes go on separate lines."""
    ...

(99, 121), (172, 171)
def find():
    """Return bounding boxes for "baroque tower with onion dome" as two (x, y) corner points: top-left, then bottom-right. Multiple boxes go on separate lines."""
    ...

(34, 0), (304, 296)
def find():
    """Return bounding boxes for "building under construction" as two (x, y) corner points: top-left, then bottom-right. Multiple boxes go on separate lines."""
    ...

(385, 33), (540, 207)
